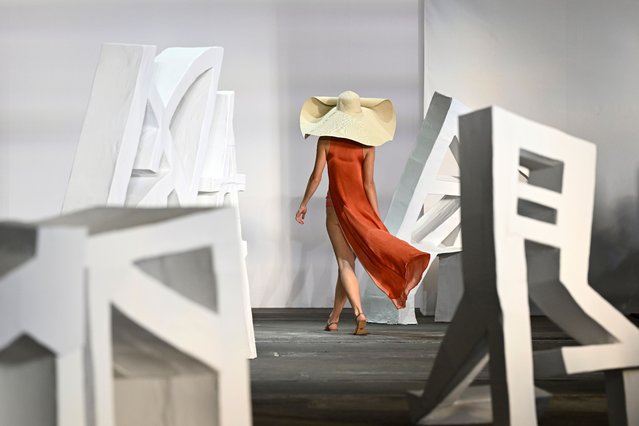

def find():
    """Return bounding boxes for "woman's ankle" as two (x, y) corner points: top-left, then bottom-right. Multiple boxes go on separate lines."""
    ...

(354, 309), (366, 320)
(328, 310), (341, 322)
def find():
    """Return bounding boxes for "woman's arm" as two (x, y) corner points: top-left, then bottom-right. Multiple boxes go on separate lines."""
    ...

(296, 138), (328, 224)
(362, 147), (380, 217)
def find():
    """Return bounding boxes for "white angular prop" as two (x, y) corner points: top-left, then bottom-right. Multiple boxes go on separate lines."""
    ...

(127, 46), (224, 207)
(62, 43), (156, 213)
(0, 207), (253, 426)
(408, 107), (639, 425)
(0, 224), (87, 426)
(64, 44), (229, 209)
(57, 207), (253, 426)
(197, 91), (246, 207)
(362, 92), (469, 324)
(61, 43), (255, 358)
(195, 91), (254, 354)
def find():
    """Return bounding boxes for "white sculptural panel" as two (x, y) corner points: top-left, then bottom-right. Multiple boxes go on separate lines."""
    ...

(64, 44), (231, 210)
(127, 47), (224, 207)
(6, 41), (255, 426)
(195, 90), (253, 351)
(362, 92), (469, 324)
(61, 43), (254, 358)
(408, 107), (639, 426)
(1, 206), (254, 426)
(197, 91), (246, 208)
(62, 43), (156, 213)
(77, 207), (252, 426)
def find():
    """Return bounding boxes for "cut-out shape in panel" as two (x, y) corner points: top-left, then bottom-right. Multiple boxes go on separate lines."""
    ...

(0, 335), (57, 426)
(519, 148), (564, 193)
(0, 225), (37, 278)
(135, 247), (217, 312)
(112, 308), (218, 426)
(517, 199), (557, 224)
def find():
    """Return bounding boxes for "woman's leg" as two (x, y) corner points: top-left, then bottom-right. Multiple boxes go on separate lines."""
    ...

(326, 204), (366, 321)
(328, 275), (347, 326)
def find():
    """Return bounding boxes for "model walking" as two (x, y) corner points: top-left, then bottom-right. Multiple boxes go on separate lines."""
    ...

(296, 91), (430, 335)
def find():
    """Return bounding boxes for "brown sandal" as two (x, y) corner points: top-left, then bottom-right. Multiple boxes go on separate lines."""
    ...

(353, 312), (368, 336)
(324, 320), (338, 332)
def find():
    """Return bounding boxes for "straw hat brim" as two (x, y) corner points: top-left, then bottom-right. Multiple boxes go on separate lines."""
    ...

(300, 96), (396, 147)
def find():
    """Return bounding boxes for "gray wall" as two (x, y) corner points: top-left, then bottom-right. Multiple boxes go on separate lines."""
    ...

(0, 0), (422, 307)
(424, 0), (639, 311)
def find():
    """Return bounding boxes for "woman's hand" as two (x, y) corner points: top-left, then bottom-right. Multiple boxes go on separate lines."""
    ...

(297, 138), (328, 225)
(295, 204), (308, 224)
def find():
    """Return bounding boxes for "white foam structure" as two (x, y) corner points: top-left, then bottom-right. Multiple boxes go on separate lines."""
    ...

(193, 91), (253, 351)
(0, 207), (253, 426)
(127, 47), (224, 207)
(197, 91), (246, 208)
(60, 43), (255, 359)
(362, 92), (469, 324)
(63, 43), (244, 211)
(3, 42), (256, 425)
(62, 44), (156, 213)
(79, 207), (252, 426)
(408, 107), (639, 426)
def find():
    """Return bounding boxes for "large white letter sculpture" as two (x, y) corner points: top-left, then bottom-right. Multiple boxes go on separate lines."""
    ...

(61, 43), (255, 358)
(362, 92), (469, 324)
(127, 47), (223, 207)
(63, 43), (226, 210)
(408, 107), (639, 425)
(77, 207), (252, 426)
(63, 44), (156, 212)
(1, 207), (254, 426)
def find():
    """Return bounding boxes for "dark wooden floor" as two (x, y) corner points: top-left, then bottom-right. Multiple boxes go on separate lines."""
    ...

(250, 308), (617, 426)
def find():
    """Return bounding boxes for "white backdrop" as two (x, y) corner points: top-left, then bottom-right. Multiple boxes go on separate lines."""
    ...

(424, 0), (639, 311)
(0, 0), (422, 307)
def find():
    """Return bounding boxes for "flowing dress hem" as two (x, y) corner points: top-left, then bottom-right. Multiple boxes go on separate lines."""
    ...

(366, 251), (430, 310)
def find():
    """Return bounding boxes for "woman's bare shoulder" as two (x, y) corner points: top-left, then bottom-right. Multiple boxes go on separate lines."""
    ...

(317, 136), (331, 149)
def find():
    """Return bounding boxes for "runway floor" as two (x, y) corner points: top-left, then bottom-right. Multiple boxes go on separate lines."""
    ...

(249, 308), (627, 426)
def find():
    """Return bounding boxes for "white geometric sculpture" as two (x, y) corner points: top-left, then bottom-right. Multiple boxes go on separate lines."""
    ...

(362, 92), (469, 324)
(62, 43), (156, 213)
(0, 224), (87, 426)
(63, 43), (228, 210)
(194, 91), (254, 356)
(61, 43), (255, 358)
(197, 91), (246, 208)
(0, 207), (253, 426)
(408, 107), (639, 425)
(127, 47), (224, 207)
(82, 207), (252, 426)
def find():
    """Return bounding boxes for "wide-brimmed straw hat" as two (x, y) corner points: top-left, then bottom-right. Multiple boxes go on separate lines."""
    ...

(300, 90), (396, 147)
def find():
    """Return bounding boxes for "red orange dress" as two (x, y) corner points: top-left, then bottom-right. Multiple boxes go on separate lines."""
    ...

(325, 137), (430, 309)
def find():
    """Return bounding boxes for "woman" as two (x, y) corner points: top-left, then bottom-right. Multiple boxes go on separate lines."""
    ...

(295, 91), (430, 335)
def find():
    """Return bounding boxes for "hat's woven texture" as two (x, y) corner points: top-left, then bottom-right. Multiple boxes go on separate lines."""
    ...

(300, 91), (396, 147)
